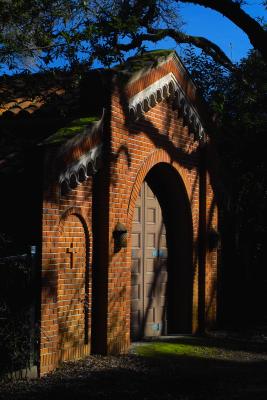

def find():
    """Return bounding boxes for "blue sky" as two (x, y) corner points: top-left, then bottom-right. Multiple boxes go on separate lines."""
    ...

(148, 1), (266, 63)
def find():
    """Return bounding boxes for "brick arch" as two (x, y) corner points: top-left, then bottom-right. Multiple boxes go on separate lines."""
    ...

(57, 208), (91, 362)
(58, 206), (90, 239)
(127, 149), (191, 227)
(126, 150), (195, 337)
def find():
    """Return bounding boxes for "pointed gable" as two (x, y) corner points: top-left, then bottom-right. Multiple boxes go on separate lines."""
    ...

(117, 50), (207, 142)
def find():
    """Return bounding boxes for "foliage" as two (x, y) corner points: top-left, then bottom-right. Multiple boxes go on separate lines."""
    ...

(0, 0), (266, 73)
(181, 45), (230, 103)
(181, 45), (267, 325)
(0, 0), (72, 70)
(187, 48), (267, 325)
(0, 0), (104, 71)
(218, 51), (267, 285)
(0, 254), (37, 375)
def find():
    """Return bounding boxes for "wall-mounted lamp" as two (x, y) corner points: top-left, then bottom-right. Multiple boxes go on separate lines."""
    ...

(113, 222), (128, 253)
(208, 229), (221, 251)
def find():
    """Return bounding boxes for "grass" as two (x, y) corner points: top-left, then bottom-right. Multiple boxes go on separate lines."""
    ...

(135, 341), (218, 359)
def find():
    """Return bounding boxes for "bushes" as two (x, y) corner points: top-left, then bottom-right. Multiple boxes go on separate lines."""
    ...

(0, 254), (37, 376)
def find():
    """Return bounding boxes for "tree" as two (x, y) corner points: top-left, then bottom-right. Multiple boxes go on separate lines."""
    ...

(219, 51), (267, 326)
(0, 0), (266, 73)
(184, 47), (267, 326)
(0, 0), (90, 71)
(178, 0), (267, 62)
(181, 45), (229, 103)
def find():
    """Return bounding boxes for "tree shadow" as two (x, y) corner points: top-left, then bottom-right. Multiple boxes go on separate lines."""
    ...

(0, 57), (223, 370)
(1, 338), (267, 400)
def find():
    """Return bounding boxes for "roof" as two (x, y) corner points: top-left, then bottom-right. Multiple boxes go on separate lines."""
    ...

(0, 68), (109, 174)
(115, 49), (174, 75)
(0, 50), (207, 178)
(0, 71), (78, 118)
(0, 49), (194, 119)
(0, 68), (110, 119)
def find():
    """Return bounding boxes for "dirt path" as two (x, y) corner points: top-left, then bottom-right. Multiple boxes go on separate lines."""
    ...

(1, 336), (267, 400)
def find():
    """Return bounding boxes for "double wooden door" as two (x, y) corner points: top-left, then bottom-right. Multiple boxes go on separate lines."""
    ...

(131, 181), (168, 339)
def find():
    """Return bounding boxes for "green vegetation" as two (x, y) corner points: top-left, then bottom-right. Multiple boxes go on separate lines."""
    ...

(135, 341), (218, 359)
(116, 49), (173, 74)
(43, 116), (99, 145)
(1, 1), (266, 73)
(183, 48), (267, 326)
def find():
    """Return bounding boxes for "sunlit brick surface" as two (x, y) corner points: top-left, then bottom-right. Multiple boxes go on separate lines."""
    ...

(58, 214), (87, 352)
(39, 54), (218, 375)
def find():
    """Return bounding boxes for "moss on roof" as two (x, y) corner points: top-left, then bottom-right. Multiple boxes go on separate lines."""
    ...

(116, 49), (174, 75)
(43, 116), (99, 145)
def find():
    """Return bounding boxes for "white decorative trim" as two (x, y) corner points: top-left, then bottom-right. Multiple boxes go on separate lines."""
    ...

(58, 109), (105, 193)
(129, 73), (175, 111)
(128, 72), (205, 141)
(59, 143), (102, 187)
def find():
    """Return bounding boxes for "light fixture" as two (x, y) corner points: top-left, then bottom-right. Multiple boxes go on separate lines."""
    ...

(113, 222), (128, 252)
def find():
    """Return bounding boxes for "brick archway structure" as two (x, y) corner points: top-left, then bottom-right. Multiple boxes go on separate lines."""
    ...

(103, 50), (219, 354)
(38, 50), (218, 374)
(127, 149), (191, 226)
(127, 155), (195, 338)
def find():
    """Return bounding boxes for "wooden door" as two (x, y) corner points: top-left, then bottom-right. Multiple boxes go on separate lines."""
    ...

(131, 181), (168, 339)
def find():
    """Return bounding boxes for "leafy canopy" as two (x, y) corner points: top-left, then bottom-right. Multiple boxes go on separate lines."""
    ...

(0, 0), (266, 73)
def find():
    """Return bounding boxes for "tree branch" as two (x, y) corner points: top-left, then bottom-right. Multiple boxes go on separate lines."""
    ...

(117, 27), (236, 71)
(177, 0), (267, 61)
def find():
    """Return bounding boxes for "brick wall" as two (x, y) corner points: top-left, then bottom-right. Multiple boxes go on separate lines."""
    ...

(40, 167), (93, 375)
(104, 56), (218, 352)
(39, 55), (218, 373)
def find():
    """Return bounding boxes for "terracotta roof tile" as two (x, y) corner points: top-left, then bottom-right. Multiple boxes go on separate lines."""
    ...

(0, 71), (80, 118)
(13, 97), (25, 103)
(19, 100), (33, 109)
(0, 67), (114, 123)
(8, 107), (22, 115)
(3, 101), (17, 109)
(32, 99), (45, 108)
(54, 88), (65, 96)
(24, 106), (37, 114)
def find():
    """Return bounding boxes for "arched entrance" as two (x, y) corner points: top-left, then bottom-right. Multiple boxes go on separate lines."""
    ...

(130, 163), (193, 340)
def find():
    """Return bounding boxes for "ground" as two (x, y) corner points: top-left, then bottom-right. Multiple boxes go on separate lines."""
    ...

(1, 335), (267, 400)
